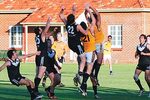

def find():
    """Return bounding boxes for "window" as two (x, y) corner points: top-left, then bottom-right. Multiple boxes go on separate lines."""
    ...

(9, 26), (23, 48)
(108, 25), (122, 48)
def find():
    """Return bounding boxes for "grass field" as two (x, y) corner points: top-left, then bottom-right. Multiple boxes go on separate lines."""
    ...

(0, 62), (149, 100)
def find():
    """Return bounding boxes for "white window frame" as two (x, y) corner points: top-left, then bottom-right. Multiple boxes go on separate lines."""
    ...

(108, 25), (122, 48)
(9, 25), (23, 48)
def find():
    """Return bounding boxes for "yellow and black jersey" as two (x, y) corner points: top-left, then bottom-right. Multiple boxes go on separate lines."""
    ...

(80, 30), (96, 53)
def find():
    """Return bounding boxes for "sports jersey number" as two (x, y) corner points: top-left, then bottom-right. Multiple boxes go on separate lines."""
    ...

(82, 35), (90, 42)
(67, 26), (74, 35)
(35, 37), (40, 45)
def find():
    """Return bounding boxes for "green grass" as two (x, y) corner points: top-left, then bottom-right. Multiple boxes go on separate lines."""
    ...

(0, 63), (149, 100)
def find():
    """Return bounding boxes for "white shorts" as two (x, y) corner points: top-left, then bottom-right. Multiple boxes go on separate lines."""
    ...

(85, 52), (93, 63)
(104, 55), (111, 62)
(95, 43), (104, 54)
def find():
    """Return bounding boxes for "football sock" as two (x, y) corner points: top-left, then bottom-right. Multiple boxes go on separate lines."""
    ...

(135, 79), (144, 90)
(93, 86), (97, 95)
(94, 60), (101, 79)
(27, 85), (34, 95)
(82, 73), (90, 85)
(34, 77), (41, 92)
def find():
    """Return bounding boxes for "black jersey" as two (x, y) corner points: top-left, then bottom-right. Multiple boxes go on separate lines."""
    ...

(137, 43), (150, 65)
(46, 49), (58, 74)
(46, 49), (56, 66)
(7, 59), (21, 79)
(35, 34), (47, 56)
(66, 23), (81, 46)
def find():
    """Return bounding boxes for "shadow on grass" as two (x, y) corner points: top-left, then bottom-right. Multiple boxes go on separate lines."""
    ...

(0, 83), (149, 100)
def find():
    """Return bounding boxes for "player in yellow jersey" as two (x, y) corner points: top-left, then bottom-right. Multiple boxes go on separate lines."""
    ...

(53, 32), (68, 87)
(86, 4), (104, 86)
(79, 5), (99, 99)
(104, 35), (112, 75)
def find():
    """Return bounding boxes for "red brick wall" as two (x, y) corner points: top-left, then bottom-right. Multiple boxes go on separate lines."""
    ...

(0, 14), (29, 50)
(26, 27), (36, 62)
(101, 12), (143, 64)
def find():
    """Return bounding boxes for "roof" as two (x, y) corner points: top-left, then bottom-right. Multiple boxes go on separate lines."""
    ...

(0, 0), (150, 24)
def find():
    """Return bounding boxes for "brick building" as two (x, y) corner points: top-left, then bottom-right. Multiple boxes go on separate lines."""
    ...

(0, 0), (150, 63)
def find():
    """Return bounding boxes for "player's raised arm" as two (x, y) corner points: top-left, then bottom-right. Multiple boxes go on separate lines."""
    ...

(85, 4), (96, 35)
(18, 51), (41, 60)
(72, 4), (77, 16)
(89, 4), (101, 30)
(42, 16), (51, 36)
(46, 27), (58, 39)
(59, 6), (67, 25)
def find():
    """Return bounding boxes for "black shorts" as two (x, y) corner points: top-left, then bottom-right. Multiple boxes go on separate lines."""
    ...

(35, 55), (47, 67)
(46, 66), (58, 74)
(137, 64), (150, 71)
(10, 76), (25, 86)
(69, 44), (84, 55)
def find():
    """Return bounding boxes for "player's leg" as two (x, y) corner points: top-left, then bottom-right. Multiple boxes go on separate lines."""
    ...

(133, 68), (144, 96)
(108, 55), (112, 75)
(73, 44), (86, 86)
(34, 56), (47, 93)
(46, 72), (60, 99)
(34, 66), (46, 92)
(49, 73), (61, 99)
(145, 68), (150, 97)
(93, 43), (103, 85)
(42, 72), (48, 88)
(18, 77), (41, 100)
(79, 54), (86, 75)
(90, 76), (100, 99)
(79, 52), (93, 96)
(45, 72), (54, 98)
(57, 57), (65, 87)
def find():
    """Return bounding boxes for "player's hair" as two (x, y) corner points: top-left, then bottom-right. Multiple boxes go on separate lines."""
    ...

(147, 35), (150, 38)
(7, 48), (16, 59)
(80, 21), (87, 30)
(34, 26), (40, 35)
(108, 35), (112, 38)
(67, 14), (75, 25)
(85, 11), (97, 24)
(139, 34), (147, 40)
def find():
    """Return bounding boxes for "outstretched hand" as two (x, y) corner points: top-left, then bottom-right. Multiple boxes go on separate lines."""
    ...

(61, 6), (65, 11)
(72, 3), (77, 11)
(84, 3), (90, 10)
(47, 16), (52, 22)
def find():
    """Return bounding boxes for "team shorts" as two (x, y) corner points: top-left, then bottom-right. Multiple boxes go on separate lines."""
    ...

(104, 55), (111, 62)
(95, 43), (104, 54)
(69, 44), (84, 56)
(137, 64), (150, 71)
(10, 76), (25, 86)
(85, 52), (94, 63)
(46, 66), (58, 74)
(35, 55), (47, 67)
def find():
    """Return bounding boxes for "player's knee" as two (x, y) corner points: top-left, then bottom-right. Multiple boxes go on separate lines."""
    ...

(25, 81), (30, 86)
(133, 74), (139, 81)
